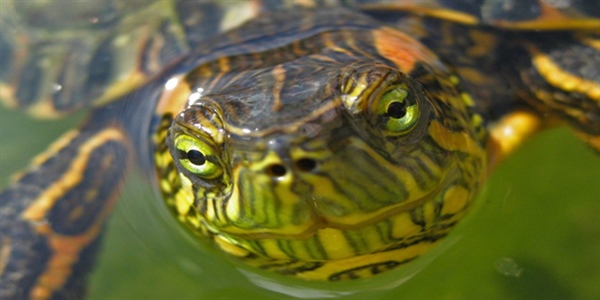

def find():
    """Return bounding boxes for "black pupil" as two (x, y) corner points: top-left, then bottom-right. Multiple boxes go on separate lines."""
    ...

(186, 149), (206, 165)
(386, 101), (407, 119)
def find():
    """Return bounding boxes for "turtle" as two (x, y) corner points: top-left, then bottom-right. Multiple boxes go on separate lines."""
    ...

(0, 0), (598, 299)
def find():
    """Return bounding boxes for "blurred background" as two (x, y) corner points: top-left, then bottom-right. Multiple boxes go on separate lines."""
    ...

(1, 104), (598, 299)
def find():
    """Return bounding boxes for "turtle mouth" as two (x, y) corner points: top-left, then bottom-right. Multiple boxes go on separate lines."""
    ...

(202, 168), (456, 262)
(230, 179), (446, 241)
(311, 177), (446, 231)
(213, 164), (453, 241)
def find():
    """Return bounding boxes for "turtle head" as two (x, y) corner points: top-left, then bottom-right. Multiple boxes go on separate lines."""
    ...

(163, 60), (487, 280)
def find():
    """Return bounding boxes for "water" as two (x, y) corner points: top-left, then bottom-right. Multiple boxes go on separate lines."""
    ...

(1, 104), (598, 299)
(100, 127), (599, 298)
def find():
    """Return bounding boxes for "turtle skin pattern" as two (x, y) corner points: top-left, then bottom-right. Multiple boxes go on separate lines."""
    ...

(0, 1), (598, 299)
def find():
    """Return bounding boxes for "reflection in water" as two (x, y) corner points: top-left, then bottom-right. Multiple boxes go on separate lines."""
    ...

(496, 256), (573, 299)
(239, 235), (461, 298)
(495, 257), (523, 277)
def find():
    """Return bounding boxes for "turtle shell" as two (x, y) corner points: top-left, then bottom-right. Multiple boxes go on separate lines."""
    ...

(0, 0), (264, 118)
(1, 0), (598, 118)
(356, 0), (600, 29)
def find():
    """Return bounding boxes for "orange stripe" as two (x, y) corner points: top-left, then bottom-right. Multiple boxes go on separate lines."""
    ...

(18, 127), (128, 299)
(372, 27), (438, 73)
(271, 65), (286, 112)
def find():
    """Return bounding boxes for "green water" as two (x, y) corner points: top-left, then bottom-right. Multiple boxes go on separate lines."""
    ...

(1, 104), (598, 299)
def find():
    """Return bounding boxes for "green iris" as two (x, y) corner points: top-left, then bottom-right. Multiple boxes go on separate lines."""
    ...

(174, 134), (222, 179)
(377, 85), (420, 135)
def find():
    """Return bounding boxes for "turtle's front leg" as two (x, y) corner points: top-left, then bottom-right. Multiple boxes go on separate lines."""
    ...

(0, 123), (130, 299)
(514, 32), (600, 151)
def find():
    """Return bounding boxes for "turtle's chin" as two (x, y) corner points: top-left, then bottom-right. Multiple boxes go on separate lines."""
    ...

(202, 161), (464, 263)
(191, 135), (483, 282)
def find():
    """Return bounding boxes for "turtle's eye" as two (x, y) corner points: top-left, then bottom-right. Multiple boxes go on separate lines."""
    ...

(376, 84), (420, 135)
(174, 134), (222, 179)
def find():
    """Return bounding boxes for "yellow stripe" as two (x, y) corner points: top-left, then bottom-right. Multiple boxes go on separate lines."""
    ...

(260, 239), (290, 260)
(532, 51), (600, 101)
(10, 130), (80, 183)
(21, 128), (127, 222)
(389, 211), (421, 240)
(317, 228), (355, 259)
(488, 110), (545, 166)
(440, 185), (470, 216)
(412, 7), (478, 25)
(218, 57), (231, 73)
(156, 75), (191, 118)
(294, 239), (441, 281)
(0, 83), (18, 108)
(341, 74), (370, 113)
(20, 127), (128, 299)
(360, 4), (478, 25)
(0, 237), (10, 277)
(496, 19), (600, 30)
(580, 36), (600, 50)
(428, 120), (483, 156)
(92, 71), (148, 107)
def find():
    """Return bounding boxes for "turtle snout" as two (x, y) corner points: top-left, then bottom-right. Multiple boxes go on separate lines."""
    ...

(265, 157), (318, 178)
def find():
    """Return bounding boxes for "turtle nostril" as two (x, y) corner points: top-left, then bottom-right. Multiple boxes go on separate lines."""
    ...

(296, 158), (317, 172)
(267, 164), (287, 177)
